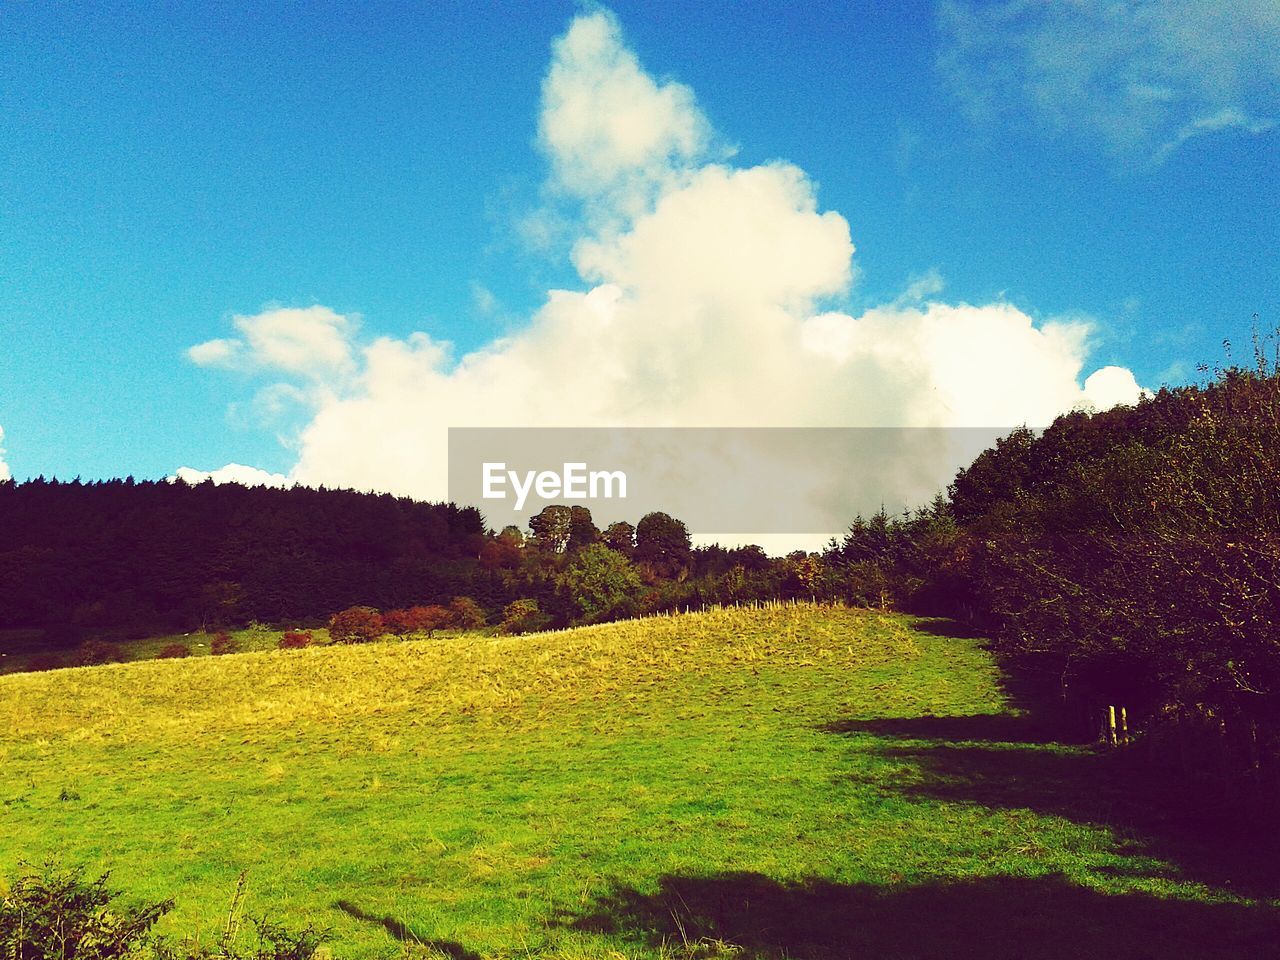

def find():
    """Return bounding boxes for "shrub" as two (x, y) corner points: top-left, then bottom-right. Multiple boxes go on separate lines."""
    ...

(563, 543), (643, 622)
(278, 631), (312, 650)
(327, 606), (384, 644)
(72, 639), (123, 667)
(382, 608), (413, 636)
(0, 863), (325, 960)
(210, 632), (239, 655)
(157, 643), (191, 659)
(25, 654), (63, 672)
(0, 862), (171, 959)
(412, 604), (454, 636)
(449, 595), (487, 630)
(157, 918), (324, 960)
(499, 598), (551, 635)
(383, 605), (454, 637)
(152, 873), (324, 960)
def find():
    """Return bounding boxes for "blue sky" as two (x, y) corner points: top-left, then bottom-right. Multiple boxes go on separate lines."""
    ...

(2, 0), (1276, 489)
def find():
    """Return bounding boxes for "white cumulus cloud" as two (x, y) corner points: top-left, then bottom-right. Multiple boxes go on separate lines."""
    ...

(170, 463), (291, 488)
(188, 306), (357, 379)
(539, 9), (720, 219)
(186, 9), (1147, 527)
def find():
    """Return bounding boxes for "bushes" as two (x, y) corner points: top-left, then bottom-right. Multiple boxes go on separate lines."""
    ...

(209, 632), (239, 655)
(327, 606), (384, 644)
(385, 598), (487, 636)
(383, 605), (452, 637)
(562, 544), (642, 622)
(157, 643), (191, 659)
(0, 864), (324, 960)
(449, 596), (487, 630)
(499, 599), (551, 635)
(0, 863), (170, 959)
(279, 631), (312, 650)
(72, 639), (123, 667)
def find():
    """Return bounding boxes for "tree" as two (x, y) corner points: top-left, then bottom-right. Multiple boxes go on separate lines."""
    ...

(328, 606), (384, 643)
(479, 524), (525, 570)
(386, 605), (455, 636)
(0, 864), (172, 960)
(567, 505), (600, 552)
(479, 536), (521, 570)
(785, 553), (823, 602)
(948, 426), (1037, 526)
(562, 543), (643, 622)
(602, 521), (636, 557)
(198, 580), (243, 631)
(499, 598), (551, 635)
(634, 512), (692, 578)
(411, 604), (455, 636)
(382, 608), (416, 636)
(449, 596), (487, 630)
(528, 505), (573, 553)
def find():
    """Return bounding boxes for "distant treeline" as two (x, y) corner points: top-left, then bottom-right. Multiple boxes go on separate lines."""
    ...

(0, 478), (807, 648)
(0, 481), (492, 644)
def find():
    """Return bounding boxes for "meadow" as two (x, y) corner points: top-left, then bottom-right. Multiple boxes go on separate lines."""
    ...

(1, 604), (1276, 959)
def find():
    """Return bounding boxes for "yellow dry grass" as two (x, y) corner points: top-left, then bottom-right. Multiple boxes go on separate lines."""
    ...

(0, 604), (916, 750)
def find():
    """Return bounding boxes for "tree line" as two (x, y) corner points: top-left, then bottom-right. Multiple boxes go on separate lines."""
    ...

(819, 350), (1280, 802)
(0, 479), (489, 645)
(2, 345), (1277, 796)
(0, 477), (806, 649)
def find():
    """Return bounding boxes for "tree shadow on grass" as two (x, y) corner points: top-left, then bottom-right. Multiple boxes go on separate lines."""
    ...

(825, 713), (1280, 896)
(333, 900), (481, 960)
(562, 871), (1280, 960)
(823, 713), (1059, 744)
(908, 617), (989, 640)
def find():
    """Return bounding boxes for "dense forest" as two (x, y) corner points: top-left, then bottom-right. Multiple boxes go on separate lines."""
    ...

(0, 478), (786, 648)
(0, 481), (490, 644)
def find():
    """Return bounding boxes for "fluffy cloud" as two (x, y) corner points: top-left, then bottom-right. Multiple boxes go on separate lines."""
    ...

(187, 10), (1146, 528)
(170, 463), (290, 488)
(0, 426), (10, 482)
(189, 306), (357, 379)
(539, 10), (719, 219)
(938, 0), (1280, 163)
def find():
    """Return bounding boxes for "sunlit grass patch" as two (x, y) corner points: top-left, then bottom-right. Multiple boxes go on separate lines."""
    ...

(1, 605), (1275, 959)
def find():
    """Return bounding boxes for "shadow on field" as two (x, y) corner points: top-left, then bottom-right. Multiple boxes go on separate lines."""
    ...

(826, 713), (1280, 895)
(907, 616), (989, 640)
(334, 900), (481, 960)
(565, 870), (1280, 960)
(823, 713), (1058, 744)
(561, 871), (1280, 960)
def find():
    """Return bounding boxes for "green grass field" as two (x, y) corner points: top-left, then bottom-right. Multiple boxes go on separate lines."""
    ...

(1, 605), (1276, 959)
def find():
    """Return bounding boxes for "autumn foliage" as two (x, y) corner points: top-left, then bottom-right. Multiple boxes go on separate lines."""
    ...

(327, 607), (384, 644)
(449, 596), (487, 630)
(383, 605), (450, 636)
(279, 630), (313, 649)
(209, 632), (238, 655)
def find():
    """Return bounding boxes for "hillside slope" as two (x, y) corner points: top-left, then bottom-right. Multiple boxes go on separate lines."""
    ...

(0, 605), (1275, 959)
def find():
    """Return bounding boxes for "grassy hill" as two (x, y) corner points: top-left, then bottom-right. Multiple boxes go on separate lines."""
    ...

(0, 605), (1276, 959)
